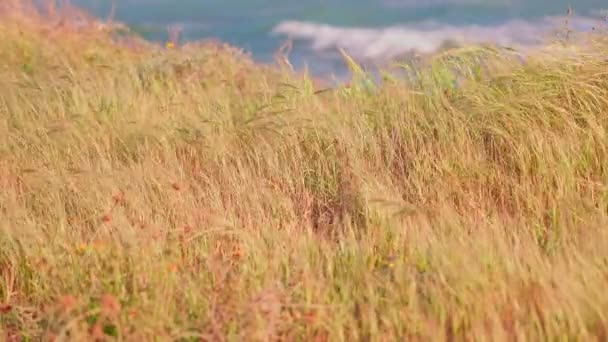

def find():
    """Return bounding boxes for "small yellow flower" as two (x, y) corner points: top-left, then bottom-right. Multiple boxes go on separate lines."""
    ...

(77, 243), (88, 254)
(166, 41), (175, 49)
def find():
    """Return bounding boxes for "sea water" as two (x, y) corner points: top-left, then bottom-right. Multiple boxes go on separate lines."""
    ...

(74, 0), (607, 77)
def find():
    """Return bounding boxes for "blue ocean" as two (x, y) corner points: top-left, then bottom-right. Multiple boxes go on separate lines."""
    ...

(74, 0), (607, 76)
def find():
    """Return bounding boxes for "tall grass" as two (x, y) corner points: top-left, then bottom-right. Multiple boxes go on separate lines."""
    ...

(1, 3), (608, 341)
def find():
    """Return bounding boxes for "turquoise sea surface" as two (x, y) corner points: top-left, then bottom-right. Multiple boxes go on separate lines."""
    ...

(73, 0), (607, 76)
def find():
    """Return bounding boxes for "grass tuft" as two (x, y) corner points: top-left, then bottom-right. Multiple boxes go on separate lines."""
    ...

(1, 2), (608, 341)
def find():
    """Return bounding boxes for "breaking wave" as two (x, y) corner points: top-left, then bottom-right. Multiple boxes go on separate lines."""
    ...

(272, 16), (606, 62)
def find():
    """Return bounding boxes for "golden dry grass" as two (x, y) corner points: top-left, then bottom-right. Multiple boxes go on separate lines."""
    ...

(1, 2), (608, 341)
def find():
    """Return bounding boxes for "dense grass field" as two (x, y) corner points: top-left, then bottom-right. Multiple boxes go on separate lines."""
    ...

(1, 2), (608, 341)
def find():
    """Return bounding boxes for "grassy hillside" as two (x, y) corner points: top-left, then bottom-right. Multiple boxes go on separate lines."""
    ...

(1, 3), (608, 341)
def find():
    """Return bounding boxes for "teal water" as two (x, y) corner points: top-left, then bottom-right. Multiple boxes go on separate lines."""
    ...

(74, 0), (607, 76)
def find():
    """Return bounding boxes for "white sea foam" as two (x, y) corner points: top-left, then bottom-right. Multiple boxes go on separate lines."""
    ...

(272, 16), (606, 62)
